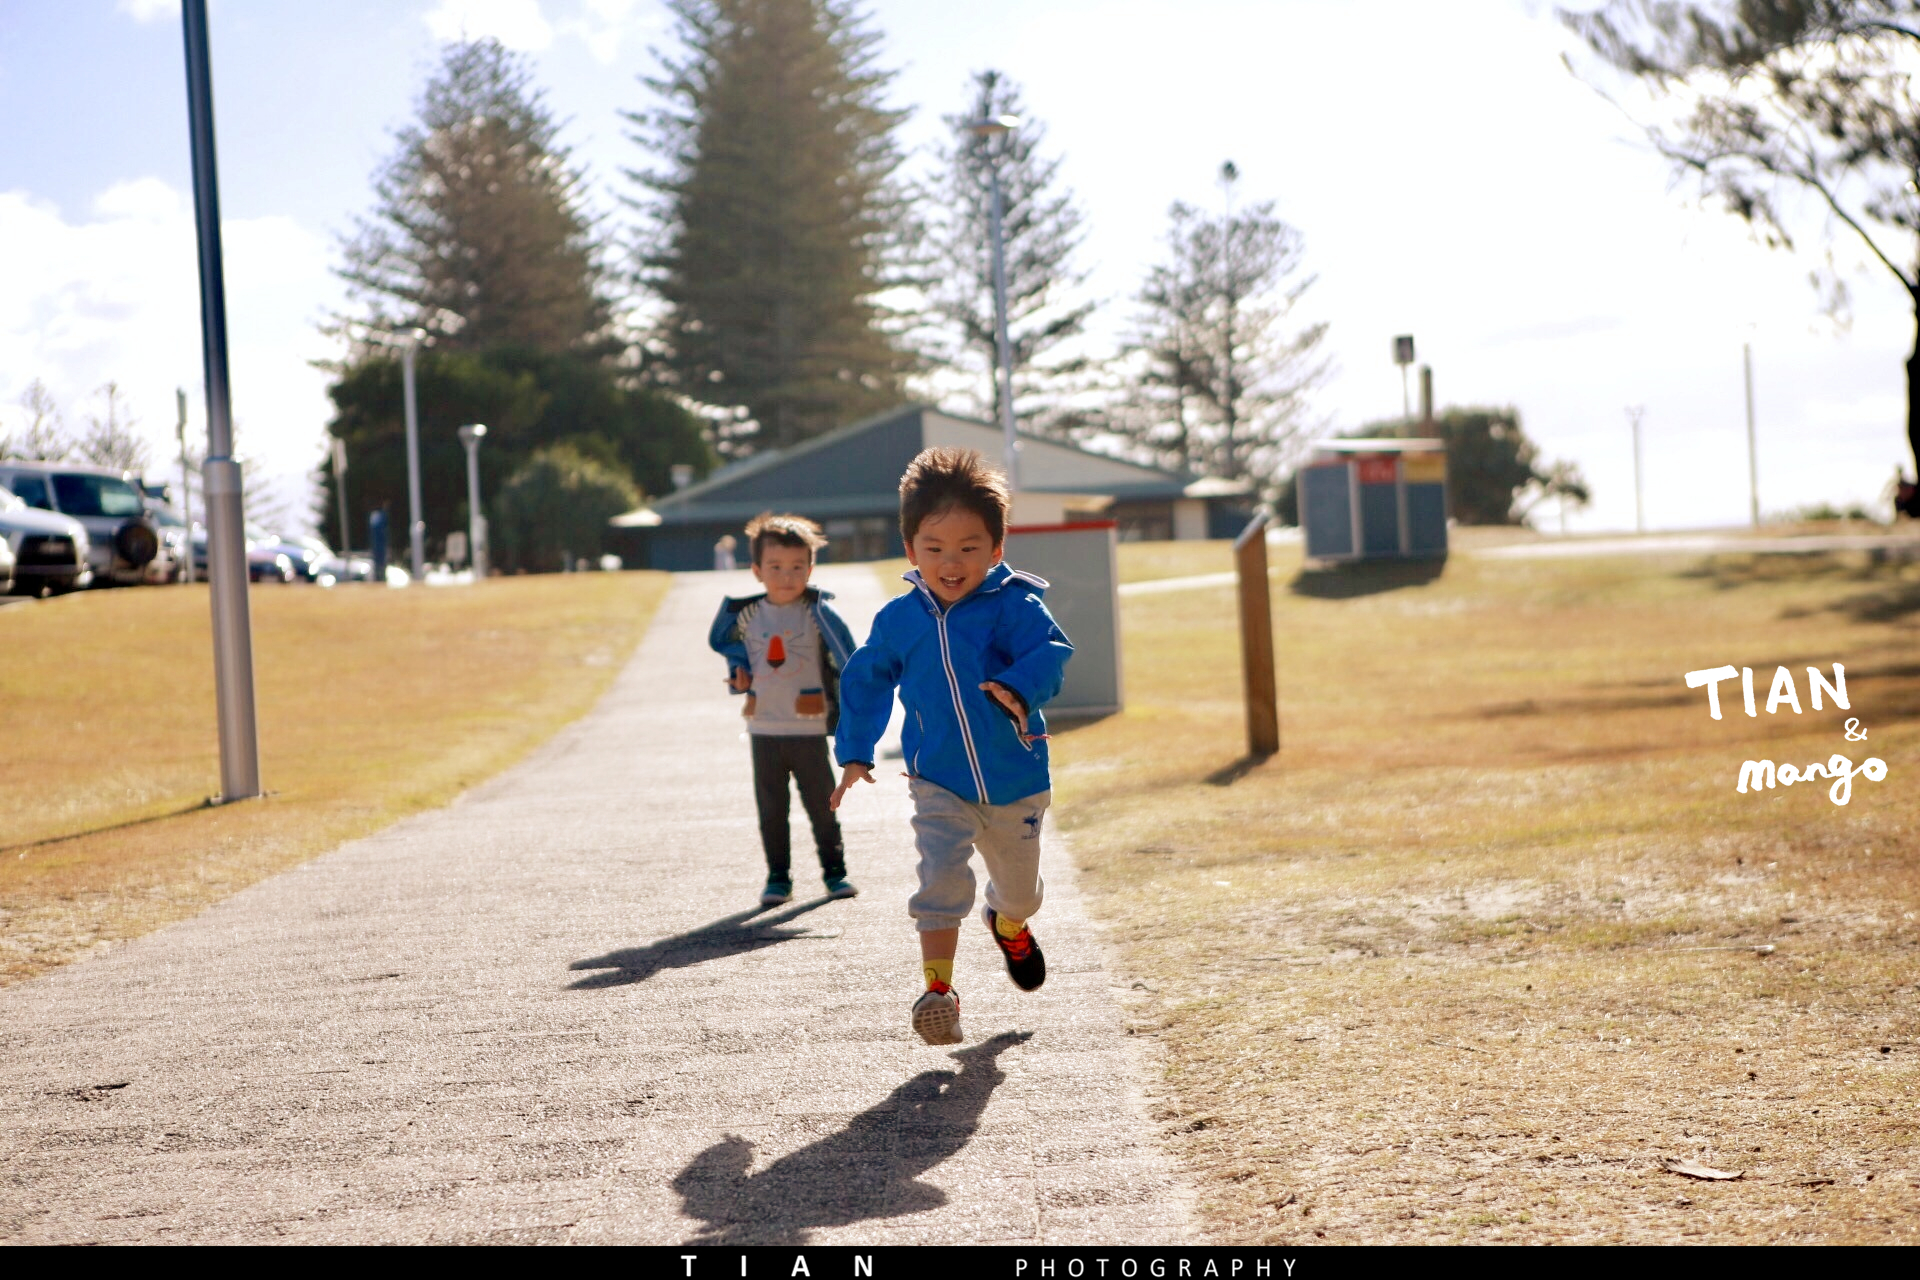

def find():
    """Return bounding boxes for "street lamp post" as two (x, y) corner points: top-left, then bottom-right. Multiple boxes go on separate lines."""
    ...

(458, 423), (488, 580)
(965, 114), (1022, 491)
(398, 329), (427, 578)
(1743, 341), (1760, 528)
(175, 387), (193, 585)
(331, 435), (350, 558)
(180, 0), (261, 802)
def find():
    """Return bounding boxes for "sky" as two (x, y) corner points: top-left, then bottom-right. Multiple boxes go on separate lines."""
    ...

(0, 0), (1912, 535)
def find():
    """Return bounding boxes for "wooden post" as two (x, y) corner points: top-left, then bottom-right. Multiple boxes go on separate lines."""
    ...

(1234, 513), (1279, 756)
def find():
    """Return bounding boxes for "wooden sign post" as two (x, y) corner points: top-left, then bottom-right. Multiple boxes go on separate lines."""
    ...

(1234, 513), (1279, 756)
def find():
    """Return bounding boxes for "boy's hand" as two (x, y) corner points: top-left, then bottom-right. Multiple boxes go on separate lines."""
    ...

(830, 763), (874, 810)
(980, 681), (1029, 736)
(728, 667), (752, 692)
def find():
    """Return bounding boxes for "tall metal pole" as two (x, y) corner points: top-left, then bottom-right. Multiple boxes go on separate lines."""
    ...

(401, 335), (426, 577)
(986, 159), (1019, 491)
(175, 387), (193, 585)
(1743, 342), (1760, 528)
(331, 436), (350, 556)
(181, 0), (260, 802)
(1628, 405), (1646, 534)
(459, 424), (488, 580)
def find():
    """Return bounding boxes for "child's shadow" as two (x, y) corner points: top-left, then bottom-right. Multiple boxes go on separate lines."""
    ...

(567, 899), (836, 990)
(672, 1031), (1030, 1244)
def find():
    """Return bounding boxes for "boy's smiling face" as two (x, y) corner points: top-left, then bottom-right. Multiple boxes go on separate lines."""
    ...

(907, 507), (1002, 606)
(753, 542), (813, 604)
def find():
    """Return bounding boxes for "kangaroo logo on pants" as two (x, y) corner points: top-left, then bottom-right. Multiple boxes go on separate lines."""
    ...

(1022, 811), (1043, 840)
(766, 633), (787, 669)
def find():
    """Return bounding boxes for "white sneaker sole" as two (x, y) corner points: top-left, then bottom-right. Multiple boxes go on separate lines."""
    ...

(912, 993), (963, 1046)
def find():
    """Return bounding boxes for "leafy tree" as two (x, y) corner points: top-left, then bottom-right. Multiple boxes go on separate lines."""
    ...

(338, 39), (612, 356)
(2, 380), (72, 462)
(1564, 1), (1920, 513)
(76, 381), (151, 473)
(318, 348), (708, 554)
(1122, 163), (1329, 485)
(493, 443), (640, 572)
(630, 0), (913, 453)
(923, 70), (1096, 439)
(1351, 407), (1562, 525)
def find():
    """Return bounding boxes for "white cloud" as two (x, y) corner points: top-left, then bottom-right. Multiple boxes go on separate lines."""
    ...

(116, 0), (181, 22)
(423, 0), (556, 52)
(558, 0), (653, 66)
(0, 181), (338, 531)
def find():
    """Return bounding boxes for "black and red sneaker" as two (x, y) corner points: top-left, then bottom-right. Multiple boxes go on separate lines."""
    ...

(981, 905), (1046, 991)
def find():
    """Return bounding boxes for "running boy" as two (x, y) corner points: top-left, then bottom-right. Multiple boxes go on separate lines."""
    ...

(830, 448), (1072, 1045)
(710, 513), (860, 907)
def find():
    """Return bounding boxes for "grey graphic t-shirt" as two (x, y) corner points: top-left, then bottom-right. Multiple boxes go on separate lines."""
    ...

(742, 598), (828, 737)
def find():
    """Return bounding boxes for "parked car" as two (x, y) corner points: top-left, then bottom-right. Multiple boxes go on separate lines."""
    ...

(145, 504), (195, 582)
(0, 461), (171, 587)
(188, 524), (303, 583)
(0, 522), (12, 594)
(0, 483), (92, 595)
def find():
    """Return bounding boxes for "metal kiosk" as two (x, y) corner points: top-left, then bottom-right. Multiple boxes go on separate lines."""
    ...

(1299, 439), (1448, 563)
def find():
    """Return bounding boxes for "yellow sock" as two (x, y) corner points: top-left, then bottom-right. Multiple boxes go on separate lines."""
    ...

(994, 912), (1025, 939)
(922, 957), (953, 989)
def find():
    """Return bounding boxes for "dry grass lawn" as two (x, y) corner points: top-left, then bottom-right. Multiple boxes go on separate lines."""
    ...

(0, 573), (667, 984)
(1032, 531), (1919, 1243)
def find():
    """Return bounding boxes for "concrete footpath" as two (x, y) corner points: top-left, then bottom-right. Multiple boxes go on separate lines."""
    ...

(0, 566), (1191, 1245)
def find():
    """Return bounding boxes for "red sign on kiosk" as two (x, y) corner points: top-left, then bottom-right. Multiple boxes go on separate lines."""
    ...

(1356, 456), (1397, 485)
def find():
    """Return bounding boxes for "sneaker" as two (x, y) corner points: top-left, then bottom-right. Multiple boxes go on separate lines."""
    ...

(911, 982), (963, 1045)
(824, 875), (859, 900)
(759, 877), (793, 907)
(982, 904), (1046, 991)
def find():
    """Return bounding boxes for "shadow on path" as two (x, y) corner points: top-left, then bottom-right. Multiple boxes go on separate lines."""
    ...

(671, 1031), (1030, 1244)
(567, 899), (836, 990)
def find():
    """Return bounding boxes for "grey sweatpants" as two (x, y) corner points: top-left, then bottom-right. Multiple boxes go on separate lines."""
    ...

(907, 777), (1050, 932)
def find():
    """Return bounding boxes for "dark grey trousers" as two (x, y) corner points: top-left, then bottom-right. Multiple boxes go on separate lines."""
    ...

(750, 733), (845, 881)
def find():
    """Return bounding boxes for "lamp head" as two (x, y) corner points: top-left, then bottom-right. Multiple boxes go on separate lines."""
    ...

(964, 114), (1020, 138)
(458, 423), (487, 447)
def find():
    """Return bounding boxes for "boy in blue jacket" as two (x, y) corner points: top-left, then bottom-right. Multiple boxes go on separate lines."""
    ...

(710, 513), (860, 907)
(830, 448), (1073, 1045)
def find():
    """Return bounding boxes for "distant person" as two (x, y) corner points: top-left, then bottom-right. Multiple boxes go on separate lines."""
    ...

(709, 514), (859, 907)
(714, 534), (738, 571)
(830, 448), (1073, 1046)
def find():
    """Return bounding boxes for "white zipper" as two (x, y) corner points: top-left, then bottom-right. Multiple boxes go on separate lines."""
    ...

(918, 580), (988, 802)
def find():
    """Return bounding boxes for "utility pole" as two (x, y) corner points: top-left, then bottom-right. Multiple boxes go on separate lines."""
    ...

(400, 330), (426, 577)
(331, 436), (350, 556)
(1627, 405), (1647, 535)
(458, 424), (488, 580)
(965, 114), (1021, 491)
(1743, 342), (1760, 528)
(181, 0), (261, 802)
(175, 387), (193, 584)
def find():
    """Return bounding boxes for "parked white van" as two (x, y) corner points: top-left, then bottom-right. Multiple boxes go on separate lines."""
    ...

(0, 461), (170, 586)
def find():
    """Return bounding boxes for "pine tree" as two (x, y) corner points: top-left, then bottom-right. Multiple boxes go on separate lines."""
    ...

(1124, 164), (1329, 485)
(76, 381), (151, 473)
(2, 380), (72, 462)
(924, 71), (1096, 439)
(630, 0), (912, 454)
(339, 39), (612, 356)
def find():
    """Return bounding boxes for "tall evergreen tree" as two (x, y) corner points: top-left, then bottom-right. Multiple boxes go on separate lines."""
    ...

(924, 71), (1096, 439)
(338, 39), (612, 355)
(1123, 164), (1329, 485)
(630, 0), (912, 454)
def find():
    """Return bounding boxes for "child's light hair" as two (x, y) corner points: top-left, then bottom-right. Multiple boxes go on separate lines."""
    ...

(744, 512), (827, 564)
(898, 447), (1010, 545)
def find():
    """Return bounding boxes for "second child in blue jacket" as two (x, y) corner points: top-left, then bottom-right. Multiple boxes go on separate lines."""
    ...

(831, 447), (1073, 1046)
(710, 513), (860, 907)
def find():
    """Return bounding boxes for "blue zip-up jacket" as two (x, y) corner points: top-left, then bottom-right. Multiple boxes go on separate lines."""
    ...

(709, 587), (859, 735)
(835, 562), (1073, 805)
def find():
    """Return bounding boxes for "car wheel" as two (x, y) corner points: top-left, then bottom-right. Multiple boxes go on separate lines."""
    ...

(114, 520), (159, 568)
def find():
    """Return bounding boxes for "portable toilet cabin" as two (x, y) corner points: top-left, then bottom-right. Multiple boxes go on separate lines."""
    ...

(1298, 439), (1448, 562)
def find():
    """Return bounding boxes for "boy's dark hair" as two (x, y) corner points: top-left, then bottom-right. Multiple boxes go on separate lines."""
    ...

(744, 512), (827, 564)
(898, 447), (1010, 545)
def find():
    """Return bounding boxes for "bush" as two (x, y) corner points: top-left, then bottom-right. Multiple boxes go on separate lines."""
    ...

(494, 444), (640, 573)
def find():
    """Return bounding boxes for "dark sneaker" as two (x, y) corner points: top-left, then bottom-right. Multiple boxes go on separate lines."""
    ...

(824, 875), (859, 900)
(981, 905), (1046, 991)
(759, 877), (793, 907)
(911, 982), (963, 1045)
